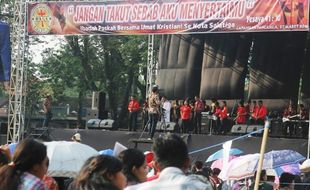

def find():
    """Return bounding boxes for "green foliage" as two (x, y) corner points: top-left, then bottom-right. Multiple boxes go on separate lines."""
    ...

(36, 35), (149, 124)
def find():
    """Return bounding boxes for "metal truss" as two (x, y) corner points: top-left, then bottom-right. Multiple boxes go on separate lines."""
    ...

(146, 34), (158, 98)
(7, 0), (28, 143)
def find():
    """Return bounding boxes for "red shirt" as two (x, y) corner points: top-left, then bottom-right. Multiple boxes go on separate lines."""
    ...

(257, 105), (267, 120)
(214, 107), (222, 117)
(43, 175), (59, 190)
(237, 106), (246, 124)
(180, 105), (191, 120)
(220, 106), (228, 120)
(252, 106), (259, 118)
(194, 100), (204, 112)
(128, 99), (140, 112)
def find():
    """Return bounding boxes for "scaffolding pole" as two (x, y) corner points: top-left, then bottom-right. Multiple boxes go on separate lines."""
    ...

(7, 0), (28, 143)
(146, 34), (157, 98)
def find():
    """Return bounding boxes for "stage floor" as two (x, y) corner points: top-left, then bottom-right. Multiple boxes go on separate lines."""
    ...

(48, 128), (308, 162)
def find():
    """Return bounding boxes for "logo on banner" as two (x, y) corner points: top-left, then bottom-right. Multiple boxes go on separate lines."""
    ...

(30, 4), (53, 34)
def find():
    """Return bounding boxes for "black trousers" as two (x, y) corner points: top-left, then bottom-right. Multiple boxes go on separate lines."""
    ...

(129, 112), (138, 131)
(194, 112), (202, 134)
(181, 119), (190, 133)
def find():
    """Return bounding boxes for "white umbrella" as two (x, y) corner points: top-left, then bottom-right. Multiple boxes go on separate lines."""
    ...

(44, 141), (99, 178)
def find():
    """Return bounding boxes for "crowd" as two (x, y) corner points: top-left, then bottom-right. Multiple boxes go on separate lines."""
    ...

(0, 134), (309, 190)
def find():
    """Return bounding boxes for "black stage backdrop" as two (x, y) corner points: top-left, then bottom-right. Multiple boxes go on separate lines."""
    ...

(158, 34), (204, 99)
(199, 33), (252, 99)
(300, 35), (310, 108)
(248, 32), (307, 99)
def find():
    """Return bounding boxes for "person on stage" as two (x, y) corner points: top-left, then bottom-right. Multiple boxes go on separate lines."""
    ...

(298, 104), (309, 120)
(193, 96), (204, 134)
(255, 100), (268, 125)
(142, 98), (149, 130)
(236, 101), (247, 125)
(148, 85), (160, 139)
(43, 95), (53, 128)
(245, 100), (251, 124)
(282, 101), (296, 136)
(161, 96), (171, 123)
(180, 100), (191, 134)
(250, 100), (258, 124)
(172, 100), (180, 125)
(298, 104), (309, 138)
(220, 101), (229, 135)
(213, 102), (222, 135)
(128, 96), (140, 131)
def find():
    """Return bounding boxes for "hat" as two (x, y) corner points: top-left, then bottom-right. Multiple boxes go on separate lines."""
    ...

(73, 133), (81, 141)
(144, 151), (154, 167)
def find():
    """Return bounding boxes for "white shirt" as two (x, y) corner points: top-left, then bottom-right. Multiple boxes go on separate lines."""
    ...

(125, 167), (213, 190)
(163, 100), (171, 122)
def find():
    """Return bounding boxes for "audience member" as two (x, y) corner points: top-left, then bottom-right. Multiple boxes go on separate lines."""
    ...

(119, 149), (148, 186)
(249, 170), (272, 190)
(42, 158), (59, 190)
(71, 133), (82, 142)
(0, 144), (10, 168)
(125, 133), (212, 190)
(210, 168), (223, 185)
(0, 138), (48, 190)
(69, 155), (126, 190)
(192, 161), (203, 173)
(279, 172), (295, 190)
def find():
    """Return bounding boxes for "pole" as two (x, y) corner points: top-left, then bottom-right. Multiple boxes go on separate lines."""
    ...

(307, 111), (310, 159)
(254, 120), (270, 190)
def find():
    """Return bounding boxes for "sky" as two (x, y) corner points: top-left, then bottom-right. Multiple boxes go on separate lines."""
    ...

(29, 36), (64, 64)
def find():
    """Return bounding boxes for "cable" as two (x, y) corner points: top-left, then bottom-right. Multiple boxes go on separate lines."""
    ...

(189, 128), (265, 155)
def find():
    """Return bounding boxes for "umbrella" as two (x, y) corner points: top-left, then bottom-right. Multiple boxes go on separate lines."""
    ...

(44, 141), (99, 178)
(211, 156), (237, 170)
(264, 150), (305, 168)
(99, 149), (114, 156)
(8, 143), (18, 156)
(300, 159), (310, 172)
(206, 148), (243, 163)
(220, 150), (305, 180)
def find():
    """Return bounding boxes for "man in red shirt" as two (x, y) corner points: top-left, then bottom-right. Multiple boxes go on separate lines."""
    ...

(180, 100), (191, 134)
(128, 96), (140, 131)
(194, 96), (204, 134)
(255, 100), (268, 125)
(236, 101), (246, 124)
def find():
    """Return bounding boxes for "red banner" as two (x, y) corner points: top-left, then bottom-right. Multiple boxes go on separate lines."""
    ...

(27, 0), (309, 35)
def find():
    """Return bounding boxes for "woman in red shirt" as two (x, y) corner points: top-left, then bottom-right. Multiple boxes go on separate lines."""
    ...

(214, 102), (222, 135)
(236, 101), (247, 124)
(180, 100), (191, 133)
(220, 101), (229, 135)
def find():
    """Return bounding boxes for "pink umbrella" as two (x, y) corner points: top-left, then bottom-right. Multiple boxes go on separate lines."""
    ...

(211, 155), (237, 170)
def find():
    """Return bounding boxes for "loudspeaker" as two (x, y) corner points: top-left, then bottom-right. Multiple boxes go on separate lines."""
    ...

(85, 109), (98, 121)
(99, 119), (115, 130)
(98, 92), (108, 119)
(246, 125), (264, 134)
(147, 122), (177, 132)
(86, 119), (101, 128)
(231, 124), (247, 134)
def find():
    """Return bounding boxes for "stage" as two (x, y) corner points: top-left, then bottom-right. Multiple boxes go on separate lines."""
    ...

(45, 128), (308, 162)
